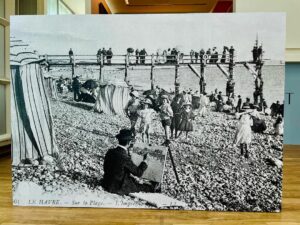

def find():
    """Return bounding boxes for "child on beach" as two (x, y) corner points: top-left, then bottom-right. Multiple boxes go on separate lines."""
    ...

(199, 93), (209, 117)
(234, 113), (253, 158)
(177, 102), (195, 139)
(159, 95), (173, 145)
(274, 116), (284, 136)
(125, 90), (140, 136)
(138, 99), (156, 145)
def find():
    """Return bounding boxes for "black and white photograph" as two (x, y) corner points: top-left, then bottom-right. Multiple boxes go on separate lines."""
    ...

(11, 13), (285, 211)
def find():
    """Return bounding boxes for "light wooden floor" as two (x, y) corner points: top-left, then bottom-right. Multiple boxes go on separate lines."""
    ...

(0, 145), (299, 225)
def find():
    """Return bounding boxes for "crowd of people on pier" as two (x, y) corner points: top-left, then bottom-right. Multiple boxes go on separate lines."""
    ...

(67, 46), (238, 65)
(96, 48), (114, 64)
(129, 46), (235, 64)
(67, 44), (264, 66)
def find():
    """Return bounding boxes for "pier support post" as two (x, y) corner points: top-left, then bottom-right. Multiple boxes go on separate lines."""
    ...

(71, 56), (75, 79)
(226, 47), (235, 97)
(174, 54), (180, 95)
(45, 54), (50, 71)
(125, 54), (129, 84)
(255, 59), (264, 107)
(150, 54), (155, 90)
(98, 54), (103, 82)
(199, 59), (206, 94)
(253, 41), (264, 108)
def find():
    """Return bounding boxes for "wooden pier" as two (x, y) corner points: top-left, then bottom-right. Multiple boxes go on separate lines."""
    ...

(43, 42), (265, 105)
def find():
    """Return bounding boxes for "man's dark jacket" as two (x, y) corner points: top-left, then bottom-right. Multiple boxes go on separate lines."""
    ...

(72, 78), (80, 91)
(102, 146), (147, 195)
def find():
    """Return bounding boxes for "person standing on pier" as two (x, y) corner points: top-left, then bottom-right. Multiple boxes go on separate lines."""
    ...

(257, 45), (263, 61)
(229, 46), (235, 61)
(162, 49), (167, 63)
(68, 48), (74, 63)
(210, 47), (216, 63)
(221, 46), (227, 63)
(159, 95), (173, 146)
(213, 49), (219, 63)
(101, 48), (107, 64)
(106, 48), (113, 64)
(140, 48), (147, 64)
(72, 76), (80, 101)
(199, 49), (205, 63)
(171, 48), (177, 63)
(190, 49), (195, 63)
(135, 49), (140, 64)
(97, 49), (102, 63)
(206, 48), (211, 63)
(252, 45), (258, 62)
(194, 51), (199, 63)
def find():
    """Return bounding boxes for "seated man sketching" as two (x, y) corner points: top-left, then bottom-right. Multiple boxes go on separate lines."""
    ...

(102, 129), (155, 195)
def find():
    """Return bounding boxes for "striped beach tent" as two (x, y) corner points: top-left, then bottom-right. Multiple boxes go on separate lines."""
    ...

(44, 75), (58, 100)
(94, 81), (130, 115)
(10, 40), (57, 166)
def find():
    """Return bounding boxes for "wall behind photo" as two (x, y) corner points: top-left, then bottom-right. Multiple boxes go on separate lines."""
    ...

(234, 0), (300, 145)
(284, 64), (300, 145)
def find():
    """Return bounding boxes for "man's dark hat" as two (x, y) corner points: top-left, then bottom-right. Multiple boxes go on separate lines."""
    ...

(115, 129), (134, 141)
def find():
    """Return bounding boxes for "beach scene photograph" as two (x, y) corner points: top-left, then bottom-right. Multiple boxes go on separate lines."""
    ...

(11, 13), (285, 212)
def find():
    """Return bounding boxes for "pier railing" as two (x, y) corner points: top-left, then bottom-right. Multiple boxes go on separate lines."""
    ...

(41, 51), (265, 106)
(42, 53), (236, 66)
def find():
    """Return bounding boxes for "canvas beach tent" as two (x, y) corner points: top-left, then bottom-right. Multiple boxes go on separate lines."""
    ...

(10, 39), (58, 166)
(44, 74), (58, 100)
(94, 80), (130, 115)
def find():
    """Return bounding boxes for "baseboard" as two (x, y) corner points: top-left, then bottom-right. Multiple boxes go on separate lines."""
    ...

(0, 144), (11, 157)
(284, 144), (300, 150)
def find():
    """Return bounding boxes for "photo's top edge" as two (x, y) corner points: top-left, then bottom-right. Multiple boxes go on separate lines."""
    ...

(10, 12), (286, 18)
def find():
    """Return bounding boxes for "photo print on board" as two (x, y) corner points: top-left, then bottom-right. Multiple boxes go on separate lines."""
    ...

(11, 13), (285, 211)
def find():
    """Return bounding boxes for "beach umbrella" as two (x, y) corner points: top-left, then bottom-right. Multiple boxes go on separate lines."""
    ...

(127, 48), (134, 53)
(82, 79), (98, 89)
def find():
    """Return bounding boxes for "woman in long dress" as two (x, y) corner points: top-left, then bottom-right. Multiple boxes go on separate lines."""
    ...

(234, 113), (253, 158)
(177, 102), (195, 139)
(170, 94), (182, 139)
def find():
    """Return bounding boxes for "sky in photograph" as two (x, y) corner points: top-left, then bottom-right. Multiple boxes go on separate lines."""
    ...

(11, 13), (285, 61)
